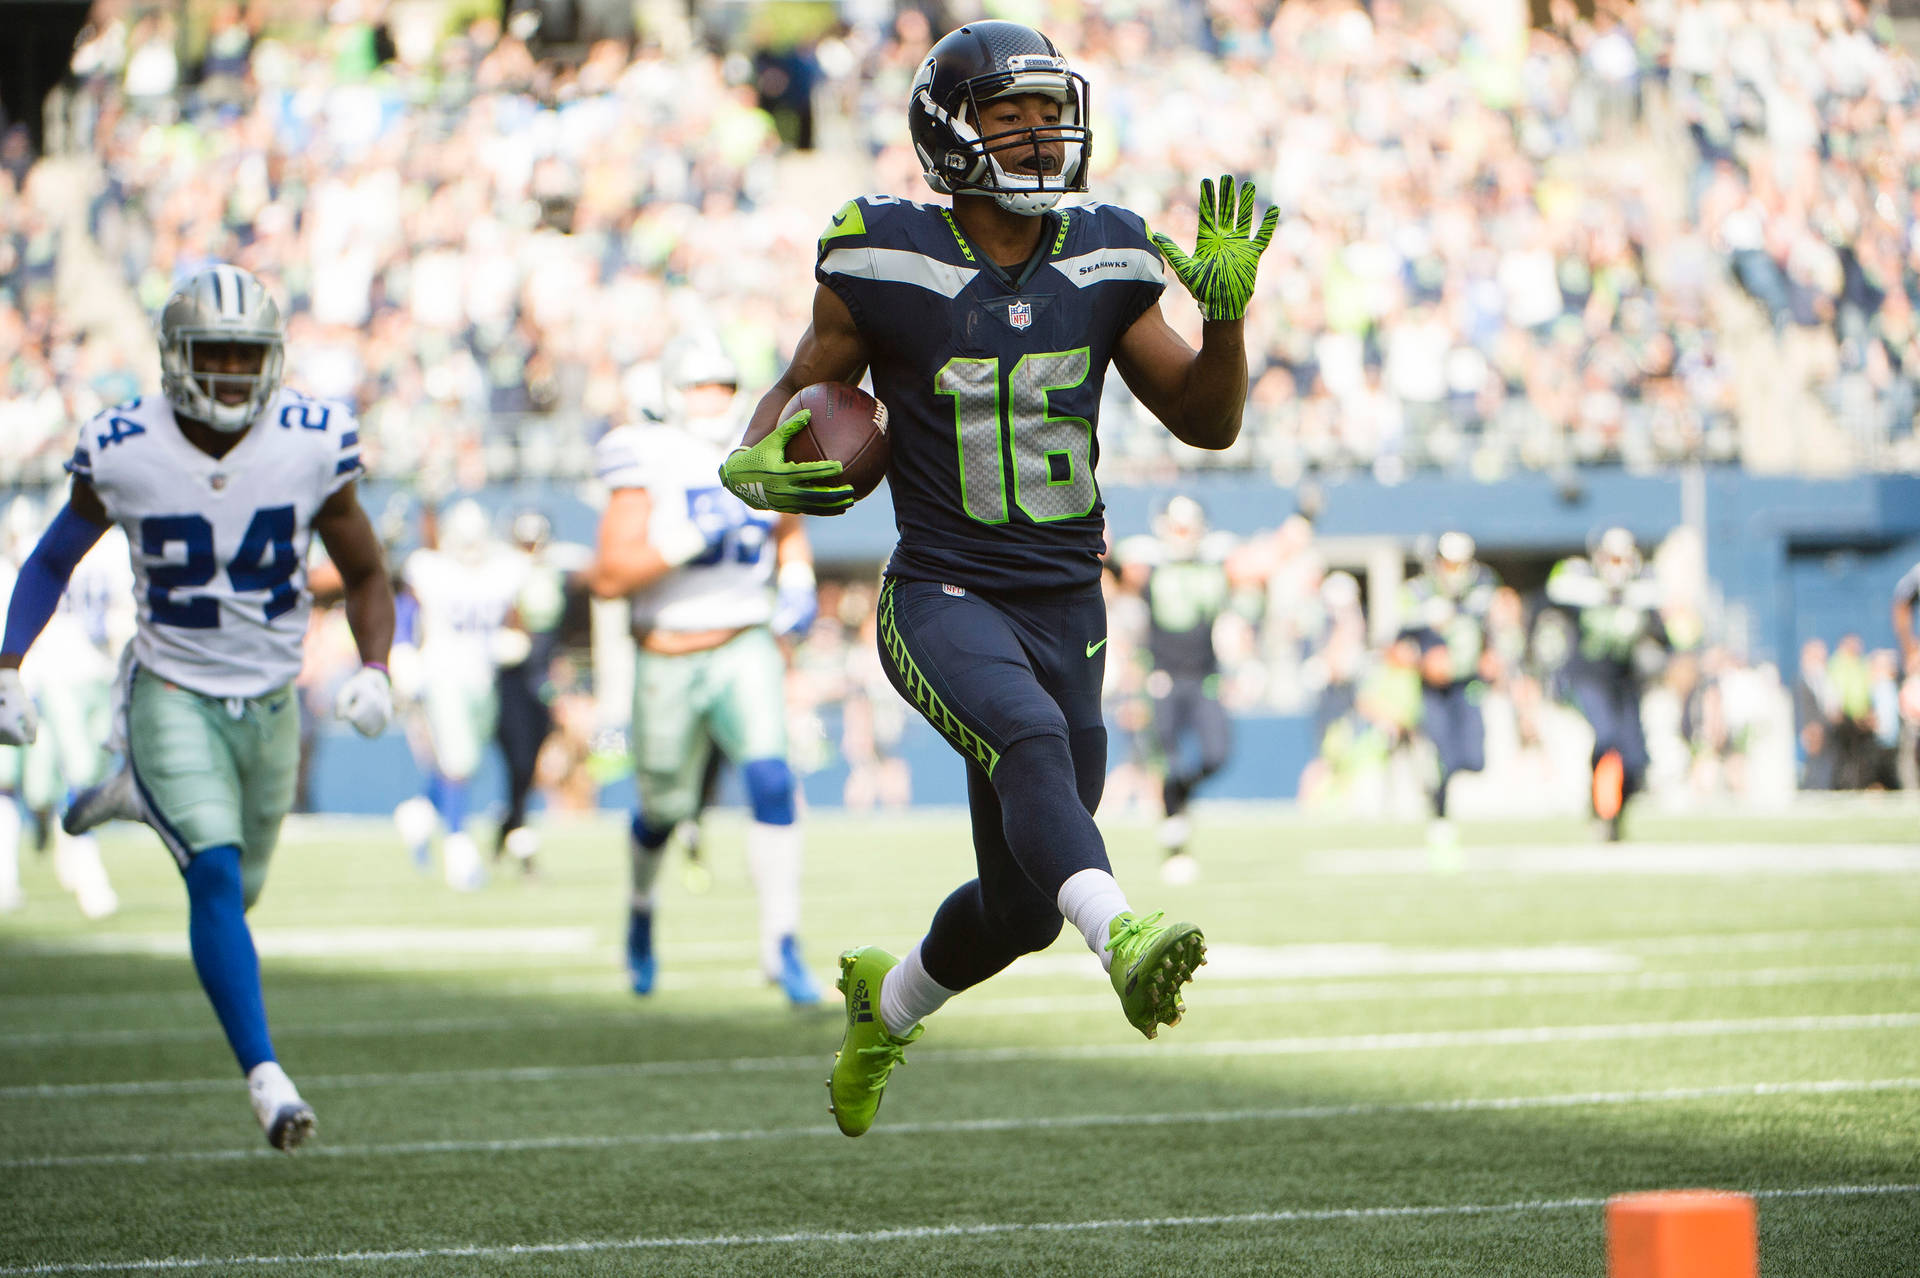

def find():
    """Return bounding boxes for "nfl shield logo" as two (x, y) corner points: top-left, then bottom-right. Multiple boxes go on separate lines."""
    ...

(1008, 301), (1032, 331)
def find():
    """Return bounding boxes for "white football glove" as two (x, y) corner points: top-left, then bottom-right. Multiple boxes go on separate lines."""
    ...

(0, 669), (38, 746)
(334, 665), (394, 738)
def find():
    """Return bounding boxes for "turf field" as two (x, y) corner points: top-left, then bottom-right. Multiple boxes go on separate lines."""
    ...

(2, 803), (1917, 1276)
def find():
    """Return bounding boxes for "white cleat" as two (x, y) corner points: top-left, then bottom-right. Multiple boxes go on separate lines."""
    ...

(1160, 852), (1200, 886)
(503, 826), (539, 863)
(442, 832), (486, 892)
(247, 1061), (317, 1153)
(63, 764), (141, 837)
(393, 796), (439, 873)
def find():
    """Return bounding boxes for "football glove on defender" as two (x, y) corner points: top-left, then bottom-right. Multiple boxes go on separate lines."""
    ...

(718, 410), (855, 516)
(1149, 174), (1280, 323)
(0, 669), (37, 746)
(334, 665), (394, 738)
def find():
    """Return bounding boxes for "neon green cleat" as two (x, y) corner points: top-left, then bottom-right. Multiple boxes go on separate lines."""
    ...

(826, 947), (922, 1137)
(1105, 911), (1206, 1040)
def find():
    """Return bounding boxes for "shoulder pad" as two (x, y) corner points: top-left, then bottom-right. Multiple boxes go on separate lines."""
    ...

(816, 195), (944, 256)
(1068, 202), (1156, 250)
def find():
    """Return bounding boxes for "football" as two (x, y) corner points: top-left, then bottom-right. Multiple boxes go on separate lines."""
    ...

(753, 381), (891, 502)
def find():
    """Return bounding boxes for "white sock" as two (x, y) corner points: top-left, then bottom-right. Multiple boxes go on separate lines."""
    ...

(745, 820), (802, 977)
(629, 836), (666, 913)
(57, 830), (117, 919)
(878, 941), (956, 1038)
(1056, 868), (1131, 972)
(0, 801), (20, 909)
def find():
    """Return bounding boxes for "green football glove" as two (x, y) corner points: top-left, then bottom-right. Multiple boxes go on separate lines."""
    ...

(1149, 174), (1280, 323)
(718, 409), (855, 516)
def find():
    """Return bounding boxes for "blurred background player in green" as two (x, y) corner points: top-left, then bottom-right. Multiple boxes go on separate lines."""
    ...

(1115, 496), (1257, 884)
(1400, 532), (1500, 862)
(1542, 528), (1671, 841)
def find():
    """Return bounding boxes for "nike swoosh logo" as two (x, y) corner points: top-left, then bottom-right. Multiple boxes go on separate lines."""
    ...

(831, 211), (850, 226)
(1085, 638), (1108, 658)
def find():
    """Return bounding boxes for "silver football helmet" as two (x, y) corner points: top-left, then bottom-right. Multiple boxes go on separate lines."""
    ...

(158, 265), (286, 433)
(662, 333), (742, 447)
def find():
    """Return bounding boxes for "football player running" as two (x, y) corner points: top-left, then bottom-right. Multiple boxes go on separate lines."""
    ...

(1543, 528), (1670, 841)
(589, 333), (824, 1006)
(392, 499), (528, 891)
(0, 501), (129, 917)
(1116, 496), (1249, 885)
(719, 21), (1278, 1136)
(0, 265), (396, 1151)
(1400, 532), (1500, 863)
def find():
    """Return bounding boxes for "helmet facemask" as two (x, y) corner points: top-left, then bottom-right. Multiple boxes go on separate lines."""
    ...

(912, 37), (1093, 217)
(158, 266), (287, 433)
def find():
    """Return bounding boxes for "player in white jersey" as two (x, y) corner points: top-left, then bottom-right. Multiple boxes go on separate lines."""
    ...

(0, 264), (396, 1152)
(0, 498), (125, 919)
(587, 335), (823, 1004)
(389, 499), (528, 890)
(15, 515), (134, 918)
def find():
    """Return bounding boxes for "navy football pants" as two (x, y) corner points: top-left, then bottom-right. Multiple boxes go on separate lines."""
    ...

(1422, 681), (1485, 819)
(1571, 672), (1649, 792)
(876, 577), (1112, 992)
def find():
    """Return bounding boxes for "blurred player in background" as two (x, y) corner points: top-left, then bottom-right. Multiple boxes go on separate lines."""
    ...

(1543, 527), (1669, 841)
(0, 500), (131, 917)
(589, 333), (823, 1006)
(1117, 496), (1243, 884)
(391, 499), (527, 891)
(0, 264), (394, 1151)
(721, 21), (1274, 1136)
(1401, 532), (1499, 860)
(491, 509), (578, 873)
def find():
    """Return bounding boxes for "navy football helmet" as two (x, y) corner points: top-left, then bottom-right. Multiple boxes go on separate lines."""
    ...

(908, 21), (1092, 216)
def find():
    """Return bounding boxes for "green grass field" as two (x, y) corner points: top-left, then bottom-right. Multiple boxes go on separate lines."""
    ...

(2, 803), (1917, 1275)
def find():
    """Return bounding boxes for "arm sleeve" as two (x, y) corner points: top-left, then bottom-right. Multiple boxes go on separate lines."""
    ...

(2, 505), (109, 657)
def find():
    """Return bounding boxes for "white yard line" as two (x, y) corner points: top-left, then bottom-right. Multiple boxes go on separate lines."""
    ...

(1307, 844), (1920, 875)
(1, 1183), (1914, 1274)
(5, 963), (1916, 1049)
(5, 1012), (1917, 1101)
(4, 1078), (1916, 1172)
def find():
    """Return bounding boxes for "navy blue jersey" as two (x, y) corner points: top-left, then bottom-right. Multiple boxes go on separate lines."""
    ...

(816, 195), (1166, 592)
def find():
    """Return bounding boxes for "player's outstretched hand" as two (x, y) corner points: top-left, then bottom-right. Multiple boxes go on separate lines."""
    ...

(335, 664), (394, 738)
(718, 410), (856, 516)
(1150, 174), (1280, 323)
(0, 669), (37, 746)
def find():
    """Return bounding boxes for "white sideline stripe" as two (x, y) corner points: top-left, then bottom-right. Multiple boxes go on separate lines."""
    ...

(6, 1012), (1917, 1101)
(1308, 843), (1920, 876)
(8, 963), (1918, 1049)
(2, 1184), (1914, 1274)
(5, 928), (1916, 1015)
(14, 928), (602, 959)
(5, 1078), (1916, 1172)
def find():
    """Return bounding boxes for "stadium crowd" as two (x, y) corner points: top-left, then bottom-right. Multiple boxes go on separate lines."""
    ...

(6, 0), (1920, 486)
(8, 0), (1920, 832)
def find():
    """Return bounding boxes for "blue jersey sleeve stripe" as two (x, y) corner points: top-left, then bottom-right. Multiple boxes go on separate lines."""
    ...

(340, 431), (360, 449)
(335, 455), (363, 476)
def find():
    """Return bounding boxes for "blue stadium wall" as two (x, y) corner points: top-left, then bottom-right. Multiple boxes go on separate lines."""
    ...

(312, 469), (1920, 814)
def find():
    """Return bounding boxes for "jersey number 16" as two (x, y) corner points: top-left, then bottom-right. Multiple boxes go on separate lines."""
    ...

(938, 349), (1095, 526)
